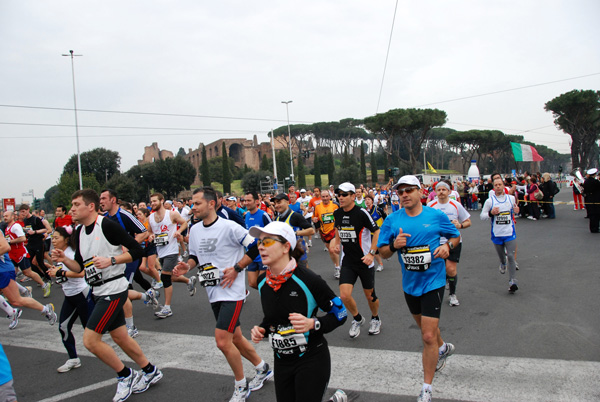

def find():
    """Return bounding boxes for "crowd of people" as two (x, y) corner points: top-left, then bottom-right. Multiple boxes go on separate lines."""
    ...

(0, 167), (596, 402)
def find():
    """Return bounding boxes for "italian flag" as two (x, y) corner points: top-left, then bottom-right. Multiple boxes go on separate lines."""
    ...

(510, 142), (544, 162)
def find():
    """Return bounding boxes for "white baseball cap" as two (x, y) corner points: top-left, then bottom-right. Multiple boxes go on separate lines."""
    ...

(392, 175), (422, 190)
(336, 182), (356, 193)
(587, 168), (598, 175)
(248, 221), (297, 249)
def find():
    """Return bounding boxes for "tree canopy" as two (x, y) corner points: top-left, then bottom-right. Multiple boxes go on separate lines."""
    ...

(63, 147), (120, 184)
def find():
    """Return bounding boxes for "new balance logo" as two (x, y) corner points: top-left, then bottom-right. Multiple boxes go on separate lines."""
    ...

(198, 239), (218, 253)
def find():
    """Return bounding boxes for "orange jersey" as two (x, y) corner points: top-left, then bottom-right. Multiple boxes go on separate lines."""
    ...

(314, 202), (338, 234)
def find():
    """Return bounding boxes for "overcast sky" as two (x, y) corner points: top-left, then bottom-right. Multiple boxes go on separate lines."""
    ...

(2, 1), (599, 203)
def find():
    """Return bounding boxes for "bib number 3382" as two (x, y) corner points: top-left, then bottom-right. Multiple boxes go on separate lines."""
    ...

(400, 245), (431, 272)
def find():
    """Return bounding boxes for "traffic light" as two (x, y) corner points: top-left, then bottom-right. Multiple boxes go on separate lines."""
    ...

(558, 165), (563, 173)
(33, 198), (41, 210)
(387, 168), (392, 178)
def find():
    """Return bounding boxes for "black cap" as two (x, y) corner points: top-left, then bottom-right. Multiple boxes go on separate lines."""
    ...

(273, 193), (289, 202)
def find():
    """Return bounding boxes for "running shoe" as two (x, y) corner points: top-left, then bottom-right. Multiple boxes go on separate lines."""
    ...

(42, 282), (51, 298)
(181, 251), (189, 261)
(248, 363), (273, 391)
(499, 263), (507, 274)
(9, 308), (22, 330)
(21, 286), (33, 298)
(113, 369), (140, 402)
(515, 262), (519, 271)
(329, 389), (348, 402)
(334, 267), (340, 279)
(376, 265), (384, 272)
(144, 289), (160, 309)
(436, 342), (455, 372)
(445, 280), (449, 290)
(43, 303), (57, 325)
(509, 282), (519, 294)
(307, 240), (312, 247)
(449, 294), (460, 306)
(132, 366), (163, 394)
(349, 316), (365, 338)
(127, 325), (139, 338)
(188, 275), (197, 297)
(368, 318), (381, 335)
(417, 388), (432, 402)
(57, 358), (81, 373)
(154, 306), (173, 319)
(229, 380), (250, 402)
(153, 280), (164, 290)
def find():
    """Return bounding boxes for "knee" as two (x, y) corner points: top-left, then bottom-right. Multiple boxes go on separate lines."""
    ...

(83, 333), (98, 353)
(161, 273), (172, 288)
(215, 335), (232, 353)
(421, 330), (437, 345)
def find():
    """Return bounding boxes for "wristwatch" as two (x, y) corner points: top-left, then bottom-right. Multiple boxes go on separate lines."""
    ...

(448, 242), (455, 250)
(369, 249), (376, 256)
(313, 318), (321, 331)
(111, 257), (117, 266)
(234, 263), (244, 273)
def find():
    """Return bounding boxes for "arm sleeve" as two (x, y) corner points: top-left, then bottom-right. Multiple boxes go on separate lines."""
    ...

(101, 218), (144, 261)
(72, 226), (85, 272)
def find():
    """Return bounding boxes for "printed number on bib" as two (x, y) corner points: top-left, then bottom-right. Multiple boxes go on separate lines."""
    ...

(83, 258), (102, 284)
(400, 245), (431, 272)
(339, 227), (356, 241)
(55, 263), (68, 284)
(269, 325), (307, 354)
(198, 263), (220, 287)
(155, 233), (169, 246)
(495, 211), (511, 225)
(322, 213), (334, 224)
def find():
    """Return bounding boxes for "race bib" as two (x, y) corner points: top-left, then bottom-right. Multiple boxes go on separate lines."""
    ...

(55, 263), (68, 284)
(269, 325), (308, 354)
(23, 225), (33, 233)
(322, 213), (334, 224)
(83, 258), (102, 284)
(155, 233), (169, 246)
(495, 212), (511, 225)
(339, 227), (356, 242)
(400, 245), (432, 272)
(198, 263), (220, 287)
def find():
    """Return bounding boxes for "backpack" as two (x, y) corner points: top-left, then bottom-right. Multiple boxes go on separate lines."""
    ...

(534, 187), (544, 201)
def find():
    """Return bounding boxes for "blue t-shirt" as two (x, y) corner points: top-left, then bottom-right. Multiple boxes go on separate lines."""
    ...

(0, 343), (12, 386)
(289, 202), (301, 213)
(245, 209), (272, 262)
(0, 253), (13, 274)
(378, 206), (459, 296)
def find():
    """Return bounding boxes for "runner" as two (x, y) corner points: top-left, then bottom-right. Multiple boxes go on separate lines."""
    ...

(480, 177), (521, 293)
(47, 226), (95, 373)
(364, 195), (386, 272)
(249, 221), (347, 402)
(427, 181), (471, 306)
(378, 175), (460, 402)
(272, 193), (315, 270)
(173, 187), (272, 402)
(243, 191), (272, 289)
(18, 204), (52, 286)
(51, 189), (162, 402)
(53, 205), (73, 228)
(329, 182), (381, 338)
(147, 192), (196, 319)
(312, 191), (340, 278)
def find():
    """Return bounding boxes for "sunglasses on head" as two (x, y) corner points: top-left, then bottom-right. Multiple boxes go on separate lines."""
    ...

(396, 186), (419, 195)
(257, 237), (286, 247)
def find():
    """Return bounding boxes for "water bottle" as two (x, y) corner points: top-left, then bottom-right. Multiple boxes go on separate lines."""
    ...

(467, 160), (480, 184)
(329, 389), (348, 402)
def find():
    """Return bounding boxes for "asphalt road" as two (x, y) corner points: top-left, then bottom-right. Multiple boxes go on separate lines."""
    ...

(2, 191), (599, 401)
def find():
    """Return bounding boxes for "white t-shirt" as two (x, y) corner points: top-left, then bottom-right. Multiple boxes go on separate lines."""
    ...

(59, 247), (89, 297)
(299, 196), (312, 218)
(188, 217), (253, 303)
(427, 199), (470, 244)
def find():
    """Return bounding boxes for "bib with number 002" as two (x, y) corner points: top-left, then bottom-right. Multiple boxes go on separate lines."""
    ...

(269, 325), (307, 355)
(55, 263), (68, 284)
(83, 258), (102, 284)
(154, 233), (169, 246)
(400, 245), (432, 272)
(198, 263), (220, 287)
(495, 211), (511, 225)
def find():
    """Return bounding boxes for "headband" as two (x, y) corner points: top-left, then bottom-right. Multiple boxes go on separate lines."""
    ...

(435, 182), (451, 191)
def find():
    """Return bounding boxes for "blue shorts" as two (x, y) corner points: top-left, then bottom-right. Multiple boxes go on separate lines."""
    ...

(246, 261), (266, 272)
(125, 259), (142, 283)
(0, 270), (16, 289)
(12, 258), (31, 271)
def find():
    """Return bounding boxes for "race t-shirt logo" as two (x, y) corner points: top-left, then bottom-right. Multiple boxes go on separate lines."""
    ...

(198, 238), (218, 253)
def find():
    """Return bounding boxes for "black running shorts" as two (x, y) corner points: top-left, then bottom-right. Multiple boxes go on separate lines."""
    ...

(404, 286), (445, 319)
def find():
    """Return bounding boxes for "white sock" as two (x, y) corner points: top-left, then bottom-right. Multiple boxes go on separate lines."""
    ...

(16, 282), (27, 293)
(255, 360), (265, 371)
(165, 305), (171, 309)
(125, 317), (134, 327)
(235, 378), (246, 388)
(0, 296), (15, 317)
(140, 293), (148, 302)
(422, 383), (432, 392)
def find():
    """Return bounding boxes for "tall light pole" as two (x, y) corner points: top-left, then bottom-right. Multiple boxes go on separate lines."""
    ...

(281, 100), (294, 184)
(62, 50), (84, 190)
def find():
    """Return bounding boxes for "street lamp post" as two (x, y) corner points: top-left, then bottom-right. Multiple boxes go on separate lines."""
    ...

(281, 100), (294, 185)
(62, 50), (83, 190)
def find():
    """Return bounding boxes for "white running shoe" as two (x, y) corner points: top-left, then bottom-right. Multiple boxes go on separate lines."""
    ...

(8, 308), (22, 330)
(248, 363), (273, 391)
(499, 263), (507, 274)
(57, 358), (81, 373)
(127, 325), (139, 338)
(436, 342), (455, 372)
(144, 289), (160, 309)
(307, 240), (312, 247)
(349, 316), (365, 338)
(42, 282), (51, 298)
(188, 275), (197, 296)
(376, 265), (384, 272)
(368, 318), (381, 335)
(113, 370), (140, 402)
(229, 380), (250, 402)
(449, 294), (460, 306)
(43, 303), (57, 325)
(154, 306), (173, 319)
(132, 367), (163, 394)
(334, 267), (340, 279)
(417, 388), (432, 402)
(20, 286), (33, 298)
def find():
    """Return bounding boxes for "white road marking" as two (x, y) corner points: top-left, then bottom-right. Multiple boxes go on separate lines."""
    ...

(3, 319), (600, 401)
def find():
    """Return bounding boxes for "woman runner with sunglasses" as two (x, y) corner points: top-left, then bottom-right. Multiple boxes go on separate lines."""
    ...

(250, 221), (347, 402)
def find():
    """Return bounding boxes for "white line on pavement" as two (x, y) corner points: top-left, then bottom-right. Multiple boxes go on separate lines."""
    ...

(3, 319), (600, 401)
